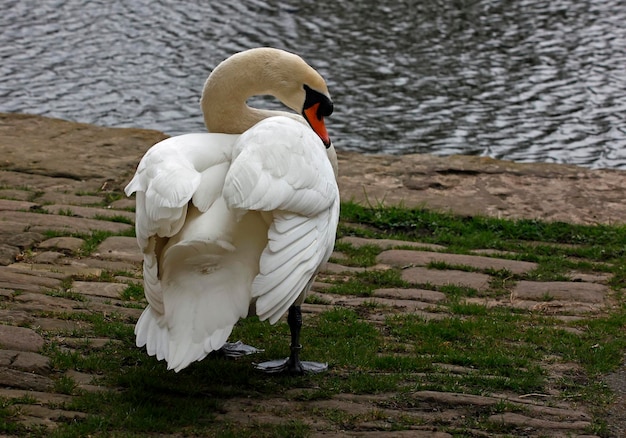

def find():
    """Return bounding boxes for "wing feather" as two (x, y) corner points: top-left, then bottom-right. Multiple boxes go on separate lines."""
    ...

(125, 133), (247, 371)
(125, 133), (237, 248)
(222, 117), (339, 325)
(223, 117), (336, 217)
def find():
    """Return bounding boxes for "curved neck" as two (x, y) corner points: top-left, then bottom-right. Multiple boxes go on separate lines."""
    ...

(201, 49), (304, 134)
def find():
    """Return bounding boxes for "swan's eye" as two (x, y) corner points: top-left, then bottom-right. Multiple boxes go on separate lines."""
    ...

(318, 99), (334, 118)
(303, 85), (333, 120)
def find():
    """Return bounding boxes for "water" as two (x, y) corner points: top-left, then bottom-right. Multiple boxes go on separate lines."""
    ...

(1, 0), (625, 168)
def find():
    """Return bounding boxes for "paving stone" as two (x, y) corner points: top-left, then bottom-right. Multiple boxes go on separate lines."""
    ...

(0, 189), (32, 201)
(0, 388), (73, 405)
(302, 302), (330, 314)
(321, 262), (367, 274)
(0, 367), (53, 391)
(114, 275), (142, 284)
(0, 243), (19, 266)
(0, 309), (33, 326)
(472, 248), (519, 256)
(32, 251), (65, 264)
(31, 317), (91, 333)
(88, 301), (142, 319)
(330, 250), (349, 262)
(373, 288), (446, 303)
(402, 267), (491, 291)
(0, 199), (38, 211)
(19, 404), (87, 423)
(487, 412), (591, 431)
(5, 265), (67, 280)
(506, 299), (603, 315)
(110, 198), (136, 210)
(46, 204), (134, 221)
(0, 220), (27, 234)
(0, 210), (131, 234)
(72, 280), (127, 299)
(311, 281), (333, 292)
(377, 249), (537, 274)
(36, 191), (104, 206)
(69, 257), (137, 273)
(340, 296), (433, 311)
(328, 431), (452, 438)
(9, 351), (50, 375)
(0, 325), (44, 352)
(567, 271), (611, 284)
(65, 369), (96, 385)
(414, 390), (591, 420)
(38, 236), (85, 253)
(61, 337), (122, 349)
(95, 236), (142, 263)
(7, 262), (102, 278)
(12, 292), (78, 313)
(4, 232), (44, 249)
(338, 236), (446, 251)
(0, 350), (17, 366)
(514, 281), (607, 303)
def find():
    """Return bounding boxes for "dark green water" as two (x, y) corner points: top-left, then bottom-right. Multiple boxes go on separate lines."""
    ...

(1, 0), (625, 168)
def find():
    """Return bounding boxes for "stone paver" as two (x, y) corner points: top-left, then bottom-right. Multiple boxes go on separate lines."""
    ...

(95, 236), (142, 263)
(400, 266), (492, 291)
(0, 267), (62, 291)
(514, 280), (607, 303)
(71, 280), (127, 299)
(0, 211), (131, 234)
(373, 287), (446, 303)
(45, 204), (135, 221)
(0, 326), (44, 352)
(377, 249), (538, 274)
(38, 236), (86, 253)
(338, 236), (447, 251)
(0, 243), (20, 266)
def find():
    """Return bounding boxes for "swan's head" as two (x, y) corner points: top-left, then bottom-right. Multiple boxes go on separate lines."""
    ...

(202, 48), (334, 147)
(268, 50), (334, 148)
(302, 84), (333, 148)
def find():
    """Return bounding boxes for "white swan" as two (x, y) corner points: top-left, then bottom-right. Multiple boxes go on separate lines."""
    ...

(124, 48), (339, 373)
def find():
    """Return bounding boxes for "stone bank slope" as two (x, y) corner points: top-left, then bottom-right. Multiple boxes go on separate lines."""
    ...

(0, 113), (623, 436)
(3, 112), (626, 225)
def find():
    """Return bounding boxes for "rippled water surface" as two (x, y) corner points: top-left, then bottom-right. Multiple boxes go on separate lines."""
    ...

(1, 0), (625, 168)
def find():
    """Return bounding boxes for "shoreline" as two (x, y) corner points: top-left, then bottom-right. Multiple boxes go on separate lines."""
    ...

(2, 112), (625, 225)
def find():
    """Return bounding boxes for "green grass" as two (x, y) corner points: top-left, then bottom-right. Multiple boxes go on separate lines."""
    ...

(120, 282), (144, 301)
(339, 201), (626, 246)
(93, 214), (133, 225)
(4, 202), (626, 436)
(42, 228), (136, 256)
(339, 201), (626, 288)
(327, 269), (408, 297)
(331, 242), (381, 267)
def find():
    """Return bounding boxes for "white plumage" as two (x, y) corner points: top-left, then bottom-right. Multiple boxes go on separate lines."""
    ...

(126, 114), (339, 372)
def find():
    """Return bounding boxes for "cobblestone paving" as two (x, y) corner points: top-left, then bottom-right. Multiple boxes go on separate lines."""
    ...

(0, 167), (623, 436)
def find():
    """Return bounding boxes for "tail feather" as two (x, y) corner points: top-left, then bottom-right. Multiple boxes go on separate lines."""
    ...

(134, 304), (236, 372)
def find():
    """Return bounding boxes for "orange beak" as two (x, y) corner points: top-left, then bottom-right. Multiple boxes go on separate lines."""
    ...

(303, 103), (331, 148)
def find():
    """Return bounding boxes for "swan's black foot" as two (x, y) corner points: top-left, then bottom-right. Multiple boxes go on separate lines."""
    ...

(219, 341), (264, 358)
(254, 305), (327, 375)
(254, 345), (328, 375)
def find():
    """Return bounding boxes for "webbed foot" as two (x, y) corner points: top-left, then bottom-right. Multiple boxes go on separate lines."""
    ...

(254, 345), (328, 375)
(254, 305), (328, 375)
(219, 340), (264, 358)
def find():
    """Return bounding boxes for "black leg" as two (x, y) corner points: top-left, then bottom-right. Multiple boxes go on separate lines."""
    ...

(254, 304), (328, 374)
(285, 305), (304, 374)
